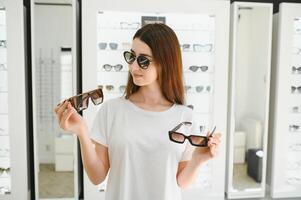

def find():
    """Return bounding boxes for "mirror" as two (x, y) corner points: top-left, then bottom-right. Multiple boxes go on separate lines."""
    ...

(230, 3), (272, 193)
(32, 0), (77, 199)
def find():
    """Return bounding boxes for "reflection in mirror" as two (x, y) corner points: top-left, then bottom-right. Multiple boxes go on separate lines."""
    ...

(33, 1), (75, 198)
(0, 0), (10, 195)
(232, 5), (270, 191)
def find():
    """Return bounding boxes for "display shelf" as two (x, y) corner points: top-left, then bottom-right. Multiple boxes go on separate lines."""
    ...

(268, 3), (301, 198)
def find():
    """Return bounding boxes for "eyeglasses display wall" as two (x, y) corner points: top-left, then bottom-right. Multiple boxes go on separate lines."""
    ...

(82, 1), (229, 200)
(0, 0), (29, 199)
(269, 3), (301, 198)
(0, 4), (10, 196)
(226, 2), (273, 199)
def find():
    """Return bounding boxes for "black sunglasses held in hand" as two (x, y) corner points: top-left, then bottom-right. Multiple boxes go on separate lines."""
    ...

(60, 88), (104, 112)
(168, 122), (216, 147)
(123, 51), (152, 69)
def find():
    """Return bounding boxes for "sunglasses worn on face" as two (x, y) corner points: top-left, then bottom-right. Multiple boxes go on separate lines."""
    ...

(168, 122), (216, 147)
(123, 51), (152, 70)
(64, 88), (104, 112)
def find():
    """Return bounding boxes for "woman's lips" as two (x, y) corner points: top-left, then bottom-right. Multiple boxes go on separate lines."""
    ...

(133, 74), (143, 78)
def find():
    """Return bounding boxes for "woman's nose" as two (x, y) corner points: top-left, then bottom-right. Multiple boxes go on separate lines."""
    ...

(129, 59), (140, 71)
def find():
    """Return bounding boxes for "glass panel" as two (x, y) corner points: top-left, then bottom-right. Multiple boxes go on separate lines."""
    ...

(232, 5), (270, 191)
(97, 11), (216, 191)
(0, 1), (10, 195)
(33, 2), (75, 199)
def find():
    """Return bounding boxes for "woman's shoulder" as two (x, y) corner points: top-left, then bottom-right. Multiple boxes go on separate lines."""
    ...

(100, 96), (126, 110)
(175, 103), (193, 113)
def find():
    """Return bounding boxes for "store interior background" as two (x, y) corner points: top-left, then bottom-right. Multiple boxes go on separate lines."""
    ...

(1, 0), (301, 200)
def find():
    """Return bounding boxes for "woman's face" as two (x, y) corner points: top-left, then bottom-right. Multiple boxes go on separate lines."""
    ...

(129, 38), (158, 87)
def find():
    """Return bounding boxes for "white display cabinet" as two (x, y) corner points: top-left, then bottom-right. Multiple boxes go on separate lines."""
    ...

(82, 0), (229, 200)
(0, 0), (29, 199)
(226, 2), (273, 199)
(268, 3), (301, 198)
(30, 0), (79, 199)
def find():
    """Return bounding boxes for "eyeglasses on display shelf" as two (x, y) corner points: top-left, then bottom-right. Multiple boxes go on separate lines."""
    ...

(185, 85), (212, 93)
(292, 105), (301, 113)
(188, 65), (209, 72)
(98, 84), (126, 94)
(102, 64), (123, 72)
(0, 40), (6, 48)
(180, 43), (214, 52)
(120, 21), (140, 30)
(0, 63), (6, 71)
(0, 167), (10, 177)
(292, 66), (301, 74)
(289, 124), (300, 132)
(98, 42), (118, 50)
(291, 85), (301, 93)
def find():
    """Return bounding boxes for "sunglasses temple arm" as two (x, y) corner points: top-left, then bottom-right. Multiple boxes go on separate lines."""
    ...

(170, 123), (184, 132)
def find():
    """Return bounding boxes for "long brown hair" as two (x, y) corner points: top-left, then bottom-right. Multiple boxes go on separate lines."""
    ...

(125, 23), (185, 105)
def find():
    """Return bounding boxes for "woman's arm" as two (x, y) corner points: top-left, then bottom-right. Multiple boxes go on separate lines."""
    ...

(54, 101), (110, 185)
(78, 128), (110, 185)
(176, 133), (221, 189)
(176, 159), (206, 189)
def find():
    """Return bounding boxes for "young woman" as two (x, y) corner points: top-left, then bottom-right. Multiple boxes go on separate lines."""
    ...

(54, 23), (221, 200)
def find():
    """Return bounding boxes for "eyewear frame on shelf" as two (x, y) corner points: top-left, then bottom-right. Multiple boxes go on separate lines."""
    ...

(102, 64), (123, 72)
(189, 65), (209, 72)
(98, 42), (118, 50)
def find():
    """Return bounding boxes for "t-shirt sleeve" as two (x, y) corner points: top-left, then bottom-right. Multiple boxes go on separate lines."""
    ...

(180, 109), (198, 162)
(89, 102), (108, 147)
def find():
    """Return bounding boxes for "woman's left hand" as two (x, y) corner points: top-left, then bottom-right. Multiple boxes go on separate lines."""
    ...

(192, 132), (222, 163)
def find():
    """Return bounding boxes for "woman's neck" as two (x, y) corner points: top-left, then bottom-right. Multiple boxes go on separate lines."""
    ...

(129, 83), (172, 107)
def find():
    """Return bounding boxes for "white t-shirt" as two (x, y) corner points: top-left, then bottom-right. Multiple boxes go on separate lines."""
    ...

(90, 97), (198, 200)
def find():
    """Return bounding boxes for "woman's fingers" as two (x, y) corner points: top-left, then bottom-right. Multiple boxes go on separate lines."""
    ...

(59, 104), (74, 130)
(56, 101), (70, 122)
(54, 100), (66, 113)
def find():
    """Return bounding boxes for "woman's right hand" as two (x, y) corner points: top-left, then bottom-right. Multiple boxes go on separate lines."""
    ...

(54, 100), (88, 136)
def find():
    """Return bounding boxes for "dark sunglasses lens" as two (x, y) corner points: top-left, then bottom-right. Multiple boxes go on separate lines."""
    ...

(170, 132), (185, 143)
(137, 56), (150, 69)
(73, 94), (88, 111)
(189, 136), (207, 146)
(90, 89), (103, 105)
(124, 51), (135, 64)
